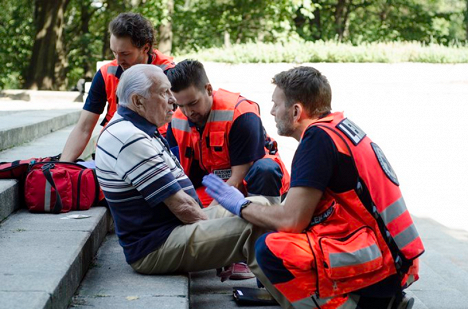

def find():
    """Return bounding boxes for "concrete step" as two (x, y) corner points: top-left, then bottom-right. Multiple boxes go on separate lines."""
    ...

(69, 234), (189, 309)
(0, 180), (19, 223)
(0, 90), (82, 103)
(0, 109), (81, 152)
(0, 207), (111, 309)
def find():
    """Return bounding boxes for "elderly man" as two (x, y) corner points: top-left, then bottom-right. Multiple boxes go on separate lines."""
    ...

(94, 64), (293, 308)
(203, 66), (423, 309)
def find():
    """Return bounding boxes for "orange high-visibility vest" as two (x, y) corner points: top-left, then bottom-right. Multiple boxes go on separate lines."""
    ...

(171, 89), (290, 196)
(100, 49), (175, 127)
(302, 112), (424, 298)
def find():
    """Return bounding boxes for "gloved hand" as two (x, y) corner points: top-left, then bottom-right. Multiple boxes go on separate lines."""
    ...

(202, 173), (248, 216)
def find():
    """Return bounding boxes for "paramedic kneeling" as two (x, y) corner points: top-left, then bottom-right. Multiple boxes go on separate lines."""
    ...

(94, 64), (293, 309)
(202, 66), (424, 309)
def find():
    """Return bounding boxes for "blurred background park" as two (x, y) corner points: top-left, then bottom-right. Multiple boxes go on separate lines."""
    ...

(0, 0), (467, 91)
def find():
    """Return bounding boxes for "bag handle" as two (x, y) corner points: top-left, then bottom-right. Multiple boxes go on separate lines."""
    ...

(41, 164), (63, 214)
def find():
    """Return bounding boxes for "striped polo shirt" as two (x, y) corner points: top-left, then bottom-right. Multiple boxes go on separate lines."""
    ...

(95, 106), (199, 264)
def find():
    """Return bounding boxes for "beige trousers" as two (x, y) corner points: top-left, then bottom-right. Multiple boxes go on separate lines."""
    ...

(131, 197), (293, 309)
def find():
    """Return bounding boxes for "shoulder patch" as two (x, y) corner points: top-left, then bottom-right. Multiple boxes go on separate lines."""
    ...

(371, 142), (399, 186)
(337, 118), (366, 145)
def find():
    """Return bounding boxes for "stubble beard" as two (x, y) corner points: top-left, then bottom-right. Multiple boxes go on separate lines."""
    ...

(276, 115), (295, 137)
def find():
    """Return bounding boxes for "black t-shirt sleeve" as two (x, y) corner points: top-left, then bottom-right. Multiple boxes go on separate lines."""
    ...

(228, 112), (265, 166)
(83, 70), (107, 115)
(290, 127), (337, 192)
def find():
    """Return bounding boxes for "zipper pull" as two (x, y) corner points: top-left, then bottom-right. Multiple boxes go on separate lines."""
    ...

(333, 281), (338, 290)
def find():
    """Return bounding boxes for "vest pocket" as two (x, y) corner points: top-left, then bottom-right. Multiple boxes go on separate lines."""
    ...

(319, 226), (383, 280)
(209, 131), (230, 166)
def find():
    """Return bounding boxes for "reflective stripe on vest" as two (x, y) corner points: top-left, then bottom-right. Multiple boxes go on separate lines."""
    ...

(208, 110), (234, 122)
(329, 243), (382, 268)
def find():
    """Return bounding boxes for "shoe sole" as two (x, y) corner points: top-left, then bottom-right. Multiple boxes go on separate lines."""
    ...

(398, 297), (414, 309)
(229, 274), (256, 280)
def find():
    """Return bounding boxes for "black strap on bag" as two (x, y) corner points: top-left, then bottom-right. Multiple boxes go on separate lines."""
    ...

(91, 169), (101, 205)
(41, 164), (63, 214)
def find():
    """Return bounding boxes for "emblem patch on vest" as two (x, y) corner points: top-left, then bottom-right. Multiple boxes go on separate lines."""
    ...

(213, 169), (232, 180)
(337, 118), (366, 145)
(371, 142), (399, 186)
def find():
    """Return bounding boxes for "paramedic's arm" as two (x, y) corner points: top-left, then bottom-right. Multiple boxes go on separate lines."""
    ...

(226, 162), (252, 189)
(241, 186), (322, 233)
(165, 190), (208, 223)
(206, 162), (252, 207)
(60, 110), (100, 162)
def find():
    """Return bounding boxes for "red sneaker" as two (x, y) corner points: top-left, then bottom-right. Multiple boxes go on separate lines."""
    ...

(228, 262), (256, 280)
(217, 263), (255, 282)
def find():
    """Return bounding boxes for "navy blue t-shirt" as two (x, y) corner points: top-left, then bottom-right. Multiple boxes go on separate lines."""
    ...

(166, 112), (264, 187)
(291, 126), (357, 193)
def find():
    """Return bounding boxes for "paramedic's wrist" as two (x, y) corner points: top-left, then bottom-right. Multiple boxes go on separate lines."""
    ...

(202, 174), (247, 216)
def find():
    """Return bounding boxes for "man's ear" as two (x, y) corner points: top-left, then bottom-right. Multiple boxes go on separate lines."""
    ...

(143, 43), (150, 54)
(293, 104), (302, 120)
(205, 83), (213, 96)
(131, 94), (144, 109)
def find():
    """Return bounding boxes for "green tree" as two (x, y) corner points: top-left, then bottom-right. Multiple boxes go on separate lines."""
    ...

(0, 1), (34, 89)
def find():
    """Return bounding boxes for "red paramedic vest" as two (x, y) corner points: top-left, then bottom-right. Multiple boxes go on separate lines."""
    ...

(304, 112), (424, 298)
(171, 89), (290, 196)
(100, 49), (175, 128)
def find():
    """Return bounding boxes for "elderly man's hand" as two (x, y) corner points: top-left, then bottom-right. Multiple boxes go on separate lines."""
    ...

(202, 174), (248, 216)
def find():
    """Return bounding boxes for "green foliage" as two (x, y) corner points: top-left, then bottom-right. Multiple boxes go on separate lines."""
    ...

(0, 0), (467, 89)
(169, 0), (298, 53)
(0, 0), (34, 89)
(176, 40), (468, 64)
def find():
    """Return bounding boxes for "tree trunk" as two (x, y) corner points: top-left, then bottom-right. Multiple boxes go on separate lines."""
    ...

(24, 0), (70, 90)
(311, 5), (322, 40)
(158, 0), (174, 55)
(80, 1), (94, 79)
(334, 0), (347, 41)
(224, 31), (231, 48)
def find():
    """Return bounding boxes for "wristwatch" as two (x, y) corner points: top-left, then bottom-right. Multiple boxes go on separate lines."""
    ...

(239, 200), (252, 218)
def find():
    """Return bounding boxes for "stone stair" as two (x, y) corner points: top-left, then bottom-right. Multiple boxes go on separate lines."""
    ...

(0, 95), (111, 309)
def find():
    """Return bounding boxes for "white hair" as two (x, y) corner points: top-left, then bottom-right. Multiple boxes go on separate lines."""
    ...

(116, 64), (164, 107)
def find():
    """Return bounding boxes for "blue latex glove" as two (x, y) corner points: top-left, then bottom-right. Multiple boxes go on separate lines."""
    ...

(202, 173), (248, 216)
